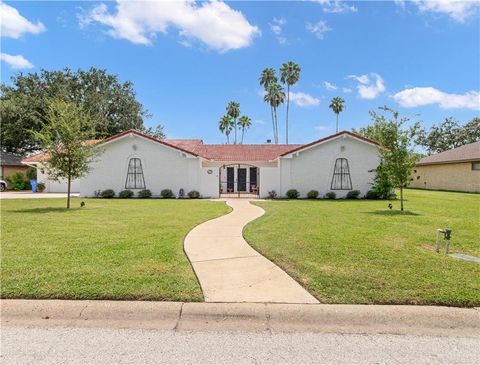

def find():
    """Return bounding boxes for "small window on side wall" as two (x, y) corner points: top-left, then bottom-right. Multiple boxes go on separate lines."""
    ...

(331, 158), (352, 190)
(472, 162), (480, 170)
(125, 158), (146, 189)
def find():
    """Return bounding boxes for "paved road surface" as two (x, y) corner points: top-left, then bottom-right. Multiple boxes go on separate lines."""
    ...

(1, 325), (478, 364)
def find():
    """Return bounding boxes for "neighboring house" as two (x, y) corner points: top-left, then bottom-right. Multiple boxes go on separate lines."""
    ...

(0, 151), (28, 179)
(410, 141), (480, 193)
(75, 129), (380, 198)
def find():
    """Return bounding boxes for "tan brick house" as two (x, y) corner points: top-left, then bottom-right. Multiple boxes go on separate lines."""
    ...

(0, 151), (28, 180)
(410, 141), (480, 193)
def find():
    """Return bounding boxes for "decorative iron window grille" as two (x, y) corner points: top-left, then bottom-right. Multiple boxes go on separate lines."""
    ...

(330, 158), (352, 190)
(125, 158), (145, 189)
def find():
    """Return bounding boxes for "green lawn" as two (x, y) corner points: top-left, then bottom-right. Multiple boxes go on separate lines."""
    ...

(244, 189), (480, 307)
(1, 198), (229, 301)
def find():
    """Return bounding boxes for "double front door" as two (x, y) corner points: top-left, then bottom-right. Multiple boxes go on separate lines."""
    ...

(226, 166), (257, 193)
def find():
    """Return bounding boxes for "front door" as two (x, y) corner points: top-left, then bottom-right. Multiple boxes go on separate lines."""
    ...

(226, 167), (235, 192)
(249, 167), (257, 193)
(237, 168), (247, 192)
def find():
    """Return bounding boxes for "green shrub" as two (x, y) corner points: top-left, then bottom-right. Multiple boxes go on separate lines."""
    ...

(161, 189), (174, 198)
(5, 172), (26, 190)
(365, 190), (380, 199)
(307, 190), (319, 199)
(26, 167), (37, 180)
(268, 190), (277, 199)
(37, 182), (45, 192)
(100, 189), (115, 198)
(138, 189), (152, 198)
(188, 190), (200, 199)
(119, 189), (134, 198)
(286, 189), (299, 199)
(325, 191), (336, 199)
(346, 190), (361, 199)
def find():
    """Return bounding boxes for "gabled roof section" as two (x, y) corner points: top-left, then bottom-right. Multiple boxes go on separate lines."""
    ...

(100, 129), (199, 156)
(22, 140), (99, 164)
(1, 151), (25, 166)
(280, 130), (380, 157)
(416, 141), (480, 166)
(192, 144), (303, 162)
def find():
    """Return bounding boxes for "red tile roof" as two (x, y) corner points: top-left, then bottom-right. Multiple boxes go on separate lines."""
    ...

(21, 130), (380, 164)
(416, 141), (480, 165)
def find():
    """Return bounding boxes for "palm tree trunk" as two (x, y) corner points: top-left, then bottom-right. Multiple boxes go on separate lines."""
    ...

(336, 113), (339, 133)
(234, 118), (237, 144)
(270, 106), (276, 143)
(241, 128), (245, 144)
(227, 133), (230, 144)
(274, 107), (279, 144)
(286, 84), (290, 144)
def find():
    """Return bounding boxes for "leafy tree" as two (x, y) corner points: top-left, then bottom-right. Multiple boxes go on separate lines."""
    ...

(33, 99), (101, 208)
(140, 124), (166, 140)
(226, 101), (240, 144)
(264, 83), (285, 144)
(238, 115), (252, 144)
(356, 107), (419, 211)
(280, 61), (301, 144)
(259, 68), (278, 143)
(219, 115), (234, 144)
(415, 117), (480, 154)
(329, 96), (345, 133)
(1, 67), (154, 154)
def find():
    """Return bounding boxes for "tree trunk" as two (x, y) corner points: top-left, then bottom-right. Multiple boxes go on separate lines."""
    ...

(274, 107), (279, 144)
(227, 134), (229, 144)
(286, 84), (290, 144)
(270, 106), (276, 143)
(67, 175), (71, 209)
(336, 113), (339, 133)
(234, 118), (237, 144)
(241, 129), (244, 144)
(400, 186), (404, 212)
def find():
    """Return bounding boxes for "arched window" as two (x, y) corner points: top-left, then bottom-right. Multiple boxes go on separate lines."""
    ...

(125, 158), (145, 189)
(331, 158), (352, 190)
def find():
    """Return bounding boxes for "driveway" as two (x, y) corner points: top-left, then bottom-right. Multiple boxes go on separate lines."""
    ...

(184, 199), (318, 303)
(0, 192), (79, 199)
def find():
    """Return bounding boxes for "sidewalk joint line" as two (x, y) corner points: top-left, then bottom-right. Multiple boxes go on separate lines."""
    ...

(191, 254), (259, 264)
(173, 302), (184, 332)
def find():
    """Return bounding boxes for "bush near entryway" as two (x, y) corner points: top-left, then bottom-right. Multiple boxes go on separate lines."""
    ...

(100, 189), (115, 198)
(286, 189), (299, 199)
(346, 190), (361, 199)
(119, 189), (134, 198)
(138, 189), (152, 198)
(5, 172), (27, 190)
(161, 189), (174, 198)
(325, 191), (336, 199)
(307, 190), (319, 199)
(188, 190), (200, 199)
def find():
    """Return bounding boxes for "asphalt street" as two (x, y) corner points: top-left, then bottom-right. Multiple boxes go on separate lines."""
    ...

(1, 325), (479, 364)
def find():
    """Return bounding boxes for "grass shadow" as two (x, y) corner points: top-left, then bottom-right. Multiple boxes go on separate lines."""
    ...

(8, 207), (81, 214)
(365, 210), (421, 216)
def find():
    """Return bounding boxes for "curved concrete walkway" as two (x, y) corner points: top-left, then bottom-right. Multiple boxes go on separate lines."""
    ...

(184, 199), (319, 303)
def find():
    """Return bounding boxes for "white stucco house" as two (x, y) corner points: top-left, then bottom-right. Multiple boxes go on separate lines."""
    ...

(23, 129), (381, 198)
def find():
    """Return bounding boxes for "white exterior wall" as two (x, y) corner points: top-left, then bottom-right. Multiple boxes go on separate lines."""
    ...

(80, 134), (213, 197)
(279, 135), (380, 198)
(36, 165), (80, 193)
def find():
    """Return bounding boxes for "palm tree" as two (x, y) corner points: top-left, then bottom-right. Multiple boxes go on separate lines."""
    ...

(329, 96), (345, 133)
(259, 68), (278, 144)
(238, 115), (252, 144)
(219, 115), (234, 144)
(226, 101), (240, 144)
(264, 83), (285, 144)
(280, 61), (301, 144)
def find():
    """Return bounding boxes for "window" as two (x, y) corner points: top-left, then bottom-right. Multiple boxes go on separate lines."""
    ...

(331, 158), (352, 190)
(125, 158), (145, 189)
(472, 162), (480, 171)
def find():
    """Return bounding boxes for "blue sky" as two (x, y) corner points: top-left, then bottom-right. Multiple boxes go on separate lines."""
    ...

(1, 1), (479, 144)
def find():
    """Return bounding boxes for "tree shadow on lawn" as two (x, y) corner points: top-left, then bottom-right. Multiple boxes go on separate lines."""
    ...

(8, 207), (81, 214)
(365, 210), (421, 216)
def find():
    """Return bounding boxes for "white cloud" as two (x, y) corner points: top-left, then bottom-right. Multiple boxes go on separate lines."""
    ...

(315, 125), (330, 131)
(80, 1), (260, 52)
(253, 119), (266, 125)
(342, 87), (352, 93)
(323, 81), (337, 90)
(313, 1), (358, 14)
(0, 2), (46, 38)
(396, 0), (480, 23)
(289, 92), (321, 107)
(305, 20), (332, 39)
(0, 53), (34, 69)
(347, 73), (385, 99)
(393, 87), (480, 110)
(269, 17), (288, 45)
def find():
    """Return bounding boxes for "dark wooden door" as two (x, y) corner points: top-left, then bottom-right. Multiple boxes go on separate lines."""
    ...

(227, 167), (235, 192)
(249, 167), (257, 193)
(237, 168), (247, 192)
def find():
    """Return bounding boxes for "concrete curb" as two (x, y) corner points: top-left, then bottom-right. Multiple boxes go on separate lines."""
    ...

(2, 300), (479, 337)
